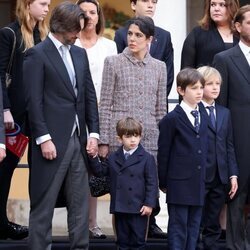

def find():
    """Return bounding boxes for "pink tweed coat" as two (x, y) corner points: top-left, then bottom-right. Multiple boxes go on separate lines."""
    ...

(99, 47), (167, 159)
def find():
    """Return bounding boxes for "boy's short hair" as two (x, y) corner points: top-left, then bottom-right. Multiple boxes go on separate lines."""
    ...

(130, 0), (137, 3)
(177, 68), (205, 91)
(116, 117), (142, 138)
(197, 66), (222, 84)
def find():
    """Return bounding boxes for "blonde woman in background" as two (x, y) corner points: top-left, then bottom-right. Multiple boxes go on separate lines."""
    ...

(75, 0), (117, 239)
(0, 0), (50, 240)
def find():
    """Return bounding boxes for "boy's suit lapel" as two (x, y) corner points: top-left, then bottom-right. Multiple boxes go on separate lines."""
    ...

(176, 105), (198, 133)
(215, 104), (224, 133)
(115, 145), (144, 172)
(199, 102), (216, 132)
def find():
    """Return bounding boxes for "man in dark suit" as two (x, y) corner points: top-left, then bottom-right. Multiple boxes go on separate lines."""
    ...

(114, 0), (172, 238)
(213, 5), (250, 250)
(23, 3), (99, 250)
(114, 0), (174, 97)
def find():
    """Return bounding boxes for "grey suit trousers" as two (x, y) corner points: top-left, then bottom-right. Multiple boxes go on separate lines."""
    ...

(28, 133), (89, 250)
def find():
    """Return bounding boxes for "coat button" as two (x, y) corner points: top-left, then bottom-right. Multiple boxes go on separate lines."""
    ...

(197, 165), (201, 170)
(129, 187), (132, 191)
(198, 150), (202, 154)
(196, 135), (200, 138)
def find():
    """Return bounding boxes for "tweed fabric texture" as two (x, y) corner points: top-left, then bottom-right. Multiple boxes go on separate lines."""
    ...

(99, 48), (167, 159)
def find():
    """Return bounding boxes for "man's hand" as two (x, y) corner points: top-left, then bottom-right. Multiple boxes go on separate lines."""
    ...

(229, 177), (238, 199)
(98, 145), (109, 159)
(4, 110), (14, 130)
(86, 137), (98, 157)
(0, 148), (6, 162)
(140, 205), (153, 216)
(40, 140), (57, 160)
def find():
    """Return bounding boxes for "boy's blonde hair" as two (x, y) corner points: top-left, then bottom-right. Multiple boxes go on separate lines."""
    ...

(197, 66), (222, 84)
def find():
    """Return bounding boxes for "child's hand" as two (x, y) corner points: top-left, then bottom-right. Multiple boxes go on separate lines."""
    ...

(140, 205), (152, 216)
(229, 177), (238, 199)
(0, 148), (6, 162)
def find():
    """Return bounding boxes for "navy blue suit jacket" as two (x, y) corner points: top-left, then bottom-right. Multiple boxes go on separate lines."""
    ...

(114, 25), (174, 96)
(90, 144), (158, 214)
(158, 105), (208, 206)
(199, 103), (238, 184)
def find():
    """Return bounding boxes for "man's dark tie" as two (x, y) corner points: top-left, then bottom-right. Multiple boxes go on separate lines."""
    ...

(124, 152), (130, 160)
(191, 110), (199, 132)
(206, 106), (216, 129)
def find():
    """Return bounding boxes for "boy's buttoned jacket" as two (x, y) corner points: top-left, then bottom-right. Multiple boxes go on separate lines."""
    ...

(99, 48), (167, 158)
(158, 105), (208, 206)
(91, 144), (158, 214)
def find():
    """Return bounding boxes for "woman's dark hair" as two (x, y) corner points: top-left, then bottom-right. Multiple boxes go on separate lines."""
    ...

(127, 16), (155, 38)
(50, 1), (88, 34)
(76, 0), (105, 35)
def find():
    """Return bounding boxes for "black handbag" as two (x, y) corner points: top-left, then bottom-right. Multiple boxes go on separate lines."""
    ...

(89, 175), (110, 197)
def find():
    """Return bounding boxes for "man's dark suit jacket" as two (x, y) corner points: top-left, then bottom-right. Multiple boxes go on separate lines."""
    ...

(199, 102), (238, 184)
(213, 44), (250, 195)
(114, 25), (174, 96)
(23, 37), (99, 207)
(90, 144), (158, 214)
(157, 104), (208, 206)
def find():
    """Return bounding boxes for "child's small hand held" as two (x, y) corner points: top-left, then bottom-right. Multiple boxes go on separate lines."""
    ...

(140, 205), (152, 216)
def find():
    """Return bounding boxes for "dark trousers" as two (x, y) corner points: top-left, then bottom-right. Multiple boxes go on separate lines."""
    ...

(0, 150), (19, 227)
(168, 203), (203, 250)
(0, 116), (29, 228)
(114, 212), (149, 250)
(202, 178), (227, 249)
(227, 180), (250, 250)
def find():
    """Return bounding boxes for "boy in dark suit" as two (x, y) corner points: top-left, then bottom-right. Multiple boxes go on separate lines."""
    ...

(197, 66), (238, 250)
(90, 117), (158, 250)
(158, 68), (207, 250)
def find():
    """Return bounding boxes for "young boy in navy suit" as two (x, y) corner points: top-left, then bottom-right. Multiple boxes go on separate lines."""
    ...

(158, 68), (207, 250)
(197, 66), (238, 250)
(90, 117), (158, 250)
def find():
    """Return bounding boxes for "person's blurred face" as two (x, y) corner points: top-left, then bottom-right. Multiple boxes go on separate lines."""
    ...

(235, 11), (250, 46)
(127, 24), (151, 59)
(178, 81), (204, 109)
(79, 2), (98, 33)
(210, 0), (230, 25)
(29, 0), (50, 22)
(131, 0), (157, 18)
(202, 75), (221, 104)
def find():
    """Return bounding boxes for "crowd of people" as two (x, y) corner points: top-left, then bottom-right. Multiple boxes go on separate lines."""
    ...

(0, 0), (249, 249)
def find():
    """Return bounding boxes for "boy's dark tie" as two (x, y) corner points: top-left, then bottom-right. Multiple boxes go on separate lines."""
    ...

(191, 110), (199, 132)
(124, 152), (130, 160)
(206, 106), (216, 129)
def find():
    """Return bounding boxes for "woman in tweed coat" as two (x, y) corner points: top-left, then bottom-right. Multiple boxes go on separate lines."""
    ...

(98, 16), (167, 161)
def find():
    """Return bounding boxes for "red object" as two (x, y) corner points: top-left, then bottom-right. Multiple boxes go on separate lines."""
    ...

(6, 133), (29, 158)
